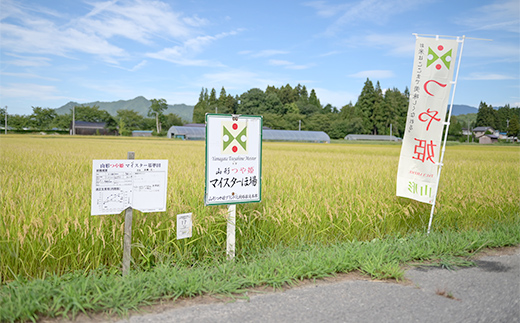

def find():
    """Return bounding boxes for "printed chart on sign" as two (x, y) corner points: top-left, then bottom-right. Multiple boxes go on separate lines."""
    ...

(205, 114), (262, 205)
(91, 160), (168, 215)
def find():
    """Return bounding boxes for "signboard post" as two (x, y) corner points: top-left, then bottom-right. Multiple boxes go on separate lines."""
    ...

(205, 114), (262, 259)
(91, 154), (168, 275)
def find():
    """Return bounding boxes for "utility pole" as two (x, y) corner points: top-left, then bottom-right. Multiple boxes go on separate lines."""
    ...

(72, 106), (76, 135)
(468, 119), (470, 144)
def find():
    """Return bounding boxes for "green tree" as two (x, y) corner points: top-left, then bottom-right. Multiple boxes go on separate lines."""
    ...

(238, 88), (267, 115)
(475, 101), (498, 129)
(116, 109), (145, 136)
(30, 107), (57, 129)
(507, 114), (520, 137)
(309, 89), (321, 110)
(7, 114), (31, 130)
(356, 78), (383, 135)
(148, 98), (168, 133)
(278, 84), (297, 105)
(382, 88), (408, 137)
(193, 88), (209, 123)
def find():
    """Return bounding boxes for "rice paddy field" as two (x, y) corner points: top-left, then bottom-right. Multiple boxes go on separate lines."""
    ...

(1, 135), (519, 283)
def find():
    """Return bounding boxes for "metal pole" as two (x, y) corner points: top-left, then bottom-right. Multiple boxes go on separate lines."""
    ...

(72, 106), (76, 135)
(227, 204), (236, 260)
(122, 151), (135, 275)
(427, 35), (466, 234)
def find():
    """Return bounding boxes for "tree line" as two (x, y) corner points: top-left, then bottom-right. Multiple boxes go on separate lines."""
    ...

(2, 78), (519, 139)
(474, 102), (520, 136)
(192, 79), (411, 139)
(0, 99), (183, 136)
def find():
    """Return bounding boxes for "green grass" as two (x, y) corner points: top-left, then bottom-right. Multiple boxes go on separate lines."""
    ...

(1, 221), (518, 323)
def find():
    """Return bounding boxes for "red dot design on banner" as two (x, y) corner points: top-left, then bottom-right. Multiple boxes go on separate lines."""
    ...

(436, 64), (442, 70)
(438, 45), (444, 51)
(232, 123), (238, 130)
(232, 146), (238, 153)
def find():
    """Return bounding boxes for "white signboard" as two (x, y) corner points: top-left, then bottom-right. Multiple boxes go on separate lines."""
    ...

(396, 36), (459, 204)
(205, 114), (262, 205)
(177, 213), (192, 240)
(91, 160), (168, 215)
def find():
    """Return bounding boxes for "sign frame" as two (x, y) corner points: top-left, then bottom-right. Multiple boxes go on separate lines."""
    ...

(204, 113), (263, 206)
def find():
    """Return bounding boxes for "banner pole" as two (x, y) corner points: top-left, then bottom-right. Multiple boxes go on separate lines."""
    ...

(227, 204), (236, 259)
(427, 36), (466, 234)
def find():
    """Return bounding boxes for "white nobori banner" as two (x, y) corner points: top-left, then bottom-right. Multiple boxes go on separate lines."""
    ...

(396, 37), (459, 204)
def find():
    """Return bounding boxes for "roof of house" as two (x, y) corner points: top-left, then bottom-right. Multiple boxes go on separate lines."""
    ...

(473, 126), (494, 132)
(73, 121), (106, 128)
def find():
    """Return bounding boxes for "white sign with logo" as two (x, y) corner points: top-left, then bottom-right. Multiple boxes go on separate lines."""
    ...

(205, 114), (262, 205)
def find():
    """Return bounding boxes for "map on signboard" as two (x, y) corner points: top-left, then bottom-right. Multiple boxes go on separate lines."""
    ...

(205, 114), (262, 205)
(91, 160), (168, 215)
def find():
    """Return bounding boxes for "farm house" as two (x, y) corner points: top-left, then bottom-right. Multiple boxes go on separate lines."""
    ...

(167, 124), (330, 143)
(70, 121), (117, 135)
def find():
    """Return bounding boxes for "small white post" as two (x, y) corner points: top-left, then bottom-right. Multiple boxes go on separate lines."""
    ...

(122, 151), (135, 275)
(227, 204), (236, 260)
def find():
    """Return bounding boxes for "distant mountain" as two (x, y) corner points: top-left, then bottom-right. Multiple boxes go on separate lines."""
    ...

(55, 96), (194, 123)
(449, 104), (478, 116)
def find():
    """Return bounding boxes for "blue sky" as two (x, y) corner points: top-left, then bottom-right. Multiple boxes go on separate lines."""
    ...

(1, 0), (518, 116)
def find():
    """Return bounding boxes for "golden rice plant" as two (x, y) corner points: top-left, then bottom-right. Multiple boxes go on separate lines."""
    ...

(0, 135), (518, 282)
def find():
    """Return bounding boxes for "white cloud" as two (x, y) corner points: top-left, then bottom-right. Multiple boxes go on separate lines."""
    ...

(349, 70), (395, 79)
(3, 54), (51, 67)
(0, 72), (58, 81)
(0, 83), (65, 100)
(306, 0), (432, 36)
(268, 59), (312, 70)
(458, 0), (520, 33)
(0, 0), (211, 64)
(146, 30), (239, 66)
(250, 50), (289, 58)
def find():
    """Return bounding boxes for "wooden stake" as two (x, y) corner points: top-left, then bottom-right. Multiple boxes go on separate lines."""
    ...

(122, 151), (135, 275)
(227, 204), (236, 260)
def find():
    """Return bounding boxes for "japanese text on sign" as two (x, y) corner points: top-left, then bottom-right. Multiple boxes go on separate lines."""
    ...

(396, 36), (459, 204)
(91, 160), (168, 215)
(205, 114), (262, 205)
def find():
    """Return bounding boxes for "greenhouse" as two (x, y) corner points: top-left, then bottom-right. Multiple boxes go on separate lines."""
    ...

(263, 129), (330, 143)
(167, 125), (205, 140)
(167, 125), (330, 143)
(344, 134), (400, 142)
